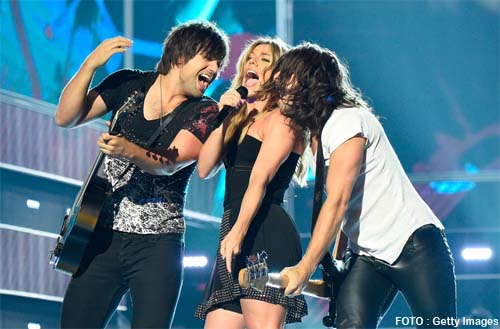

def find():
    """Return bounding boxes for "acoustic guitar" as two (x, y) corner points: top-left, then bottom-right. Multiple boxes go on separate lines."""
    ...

(50, 91), (144, 275)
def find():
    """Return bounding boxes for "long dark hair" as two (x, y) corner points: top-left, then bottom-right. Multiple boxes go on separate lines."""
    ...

(156, 20), (230, 75)
(259, 42), (369, 136)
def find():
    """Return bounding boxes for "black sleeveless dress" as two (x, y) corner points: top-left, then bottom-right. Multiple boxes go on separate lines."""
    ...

(195, 135), (308, 323)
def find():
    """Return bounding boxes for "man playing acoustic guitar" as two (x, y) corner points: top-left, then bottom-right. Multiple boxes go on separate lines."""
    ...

(55, 21), (229, 328)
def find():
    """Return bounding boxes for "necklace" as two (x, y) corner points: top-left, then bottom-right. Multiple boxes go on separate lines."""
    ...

(159, 74), (163, 125)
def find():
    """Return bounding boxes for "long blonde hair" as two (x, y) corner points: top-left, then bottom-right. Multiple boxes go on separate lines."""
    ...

(223, 37), (288, 145)
(223, 37), (311, 187)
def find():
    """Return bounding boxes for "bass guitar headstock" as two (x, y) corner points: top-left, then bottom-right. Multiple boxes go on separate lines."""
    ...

(239, 251), (269, 292)
(238, 251), (330, 299)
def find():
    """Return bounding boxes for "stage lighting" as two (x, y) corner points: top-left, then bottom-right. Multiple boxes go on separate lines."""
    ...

(183, 256), (208, 268)
(429, 181), (475, 194)
(26, 199), (40, 210)
(461, 247), (493, 261)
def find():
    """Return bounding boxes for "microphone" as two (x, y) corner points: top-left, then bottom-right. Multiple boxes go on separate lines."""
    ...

(213, 86), (248, 128)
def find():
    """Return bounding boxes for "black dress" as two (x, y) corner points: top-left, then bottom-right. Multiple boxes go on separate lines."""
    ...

(195, 135), (308, 323)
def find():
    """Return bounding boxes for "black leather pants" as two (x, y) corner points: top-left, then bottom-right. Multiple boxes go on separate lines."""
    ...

(336, 224), (457, 328)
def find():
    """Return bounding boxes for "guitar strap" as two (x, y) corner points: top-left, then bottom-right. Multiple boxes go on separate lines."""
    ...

(144, 97), (199, 146)
(149, 96), (215, 149)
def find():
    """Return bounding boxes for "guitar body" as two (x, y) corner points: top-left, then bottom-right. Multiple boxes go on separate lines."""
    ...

(50, 91), (144, 275)
(51, 173), (108, 274)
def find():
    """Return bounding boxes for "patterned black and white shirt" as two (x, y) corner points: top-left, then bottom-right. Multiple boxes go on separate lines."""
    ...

(93, 69), (218, 234)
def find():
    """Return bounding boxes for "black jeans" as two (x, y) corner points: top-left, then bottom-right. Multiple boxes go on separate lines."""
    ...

(61, 228), (184, 328)
(336, 224), (456, 328)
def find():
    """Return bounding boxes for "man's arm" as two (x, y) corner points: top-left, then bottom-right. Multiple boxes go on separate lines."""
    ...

(55, 37), (132, 128)
(281, 135), (365, 296)
(98, 127), (204, 176)
(98, 100), (219, 176)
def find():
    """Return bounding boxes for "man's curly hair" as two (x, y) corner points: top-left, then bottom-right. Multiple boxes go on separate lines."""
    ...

(259, 42), (369, 136)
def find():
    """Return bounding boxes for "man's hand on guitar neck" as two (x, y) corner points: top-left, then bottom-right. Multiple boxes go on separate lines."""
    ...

(280, 260), (317, 297)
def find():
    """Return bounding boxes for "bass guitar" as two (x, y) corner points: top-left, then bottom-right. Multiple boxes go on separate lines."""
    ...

(50, 91), (144, 275)
(238, 251), (330, 299)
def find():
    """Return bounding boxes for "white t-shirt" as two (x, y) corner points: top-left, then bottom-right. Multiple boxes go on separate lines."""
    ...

(321, 107), (443, 264)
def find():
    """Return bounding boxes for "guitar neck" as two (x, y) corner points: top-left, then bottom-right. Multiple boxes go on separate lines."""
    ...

(72, 152), (106, 208)
(72, 101), (131, 210)
(266, 273), (328, 299)
(238, 268), (329, 300)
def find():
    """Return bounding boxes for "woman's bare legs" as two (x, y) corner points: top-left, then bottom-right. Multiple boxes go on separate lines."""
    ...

(241, 299), (286, 329)
(205, 308), (245, 329)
